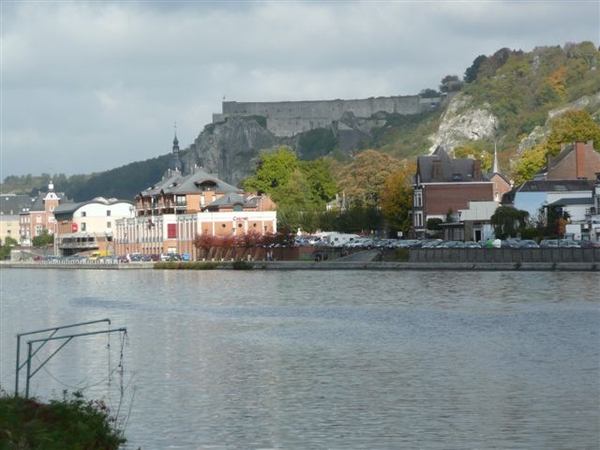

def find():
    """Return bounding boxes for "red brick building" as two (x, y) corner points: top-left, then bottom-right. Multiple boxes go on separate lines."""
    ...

(545, 141), (600, 180)
(412, 147), (494, 238)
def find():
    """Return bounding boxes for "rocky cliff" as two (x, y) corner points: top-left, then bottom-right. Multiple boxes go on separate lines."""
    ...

(182, 116), (281, 187)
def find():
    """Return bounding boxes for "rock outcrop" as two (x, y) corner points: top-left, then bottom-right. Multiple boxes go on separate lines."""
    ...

(182, 116), (281, 187)
(428, 93), (499, 153)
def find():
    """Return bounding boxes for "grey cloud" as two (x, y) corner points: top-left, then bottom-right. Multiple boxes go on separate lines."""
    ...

(1, 0), (598, 178)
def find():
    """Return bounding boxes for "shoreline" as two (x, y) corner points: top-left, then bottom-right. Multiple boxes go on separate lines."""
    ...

(1, 260), (598, 271)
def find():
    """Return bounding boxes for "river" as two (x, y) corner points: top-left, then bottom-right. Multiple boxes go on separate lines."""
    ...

(0, 268), (598, 449)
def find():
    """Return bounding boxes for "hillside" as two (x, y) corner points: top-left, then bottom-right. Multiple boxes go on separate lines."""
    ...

(2, 41), (598, 200)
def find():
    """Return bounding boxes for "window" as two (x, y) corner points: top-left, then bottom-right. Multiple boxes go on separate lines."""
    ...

(50, 206), (55, 212)
(414, 211), (423, 228)
(107, 221), (112, 229)
(107, 210), (111, 217)
(200, 195), (205, 206)
(167, 223), (177, 239)
(36, 215), (42, 223)
(414, 189), (423, 207)
(452, 173), (462, 181)
(82, 211), (87, 217)
(81, 222), (87, 231)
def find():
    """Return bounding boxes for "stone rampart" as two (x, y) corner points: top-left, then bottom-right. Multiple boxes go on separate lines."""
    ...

(213, 95), (439, 137)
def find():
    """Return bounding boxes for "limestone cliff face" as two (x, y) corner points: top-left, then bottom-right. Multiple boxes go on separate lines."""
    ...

(428, 93), (499, 153)
(182, 116), (281, 187)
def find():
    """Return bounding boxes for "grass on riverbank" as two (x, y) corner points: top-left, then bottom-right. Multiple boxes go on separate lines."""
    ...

(0, 390), (126, 450)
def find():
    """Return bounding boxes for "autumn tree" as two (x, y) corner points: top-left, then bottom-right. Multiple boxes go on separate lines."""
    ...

(512, 109), (600, 184)
(379, 161), (416, 235)
(336, 150), (405, 208)
(453, 145), (494, 173)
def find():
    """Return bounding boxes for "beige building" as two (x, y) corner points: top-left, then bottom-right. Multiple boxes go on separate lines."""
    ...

(1, 193), (31, 243)
(54, 197), (135, 256)
(18, 182), (69, 246)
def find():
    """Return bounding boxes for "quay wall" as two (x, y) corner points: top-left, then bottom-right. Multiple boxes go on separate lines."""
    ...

(408, 248), (600, 264)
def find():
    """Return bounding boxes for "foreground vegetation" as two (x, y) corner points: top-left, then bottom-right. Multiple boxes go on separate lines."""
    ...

(0, 390), (126, 450)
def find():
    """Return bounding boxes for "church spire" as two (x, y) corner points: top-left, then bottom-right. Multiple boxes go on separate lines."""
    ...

(169, 121), (183, 173)
(492, 141), (500, 174)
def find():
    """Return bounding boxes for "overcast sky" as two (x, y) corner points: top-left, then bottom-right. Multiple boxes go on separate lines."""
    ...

(1, 1), (598, 179)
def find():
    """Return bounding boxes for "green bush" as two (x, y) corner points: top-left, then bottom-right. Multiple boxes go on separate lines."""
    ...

(232, 260), (254, 270)
(0, 390), (126, 449)
(154, 261), (219, 270)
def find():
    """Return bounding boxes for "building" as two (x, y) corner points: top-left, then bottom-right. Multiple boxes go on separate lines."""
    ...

(412, 147), (494, 238)
(115, 164), (277, 258)
(54, 197), (135, 256)
(542, 140), (600, 181)
(0, 194), (32, 244)
(18, 181), (70, 246)
(507, 140), (600, 241)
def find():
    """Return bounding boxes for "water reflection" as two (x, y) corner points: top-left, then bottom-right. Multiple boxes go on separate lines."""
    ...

(1, 269), (598, 449)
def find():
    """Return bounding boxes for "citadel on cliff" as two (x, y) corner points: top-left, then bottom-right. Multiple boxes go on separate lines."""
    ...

(212, 94), (442, 137)
(180, 94), (445, 186)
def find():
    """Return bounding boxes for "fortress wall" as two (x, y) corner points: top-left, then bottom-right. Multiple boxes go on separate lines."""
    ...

(216, 95), (427, 136)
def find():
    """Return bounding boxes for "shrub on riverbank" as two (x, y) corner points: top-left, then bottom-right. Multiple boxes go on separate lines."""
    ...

(0, 390), (126, 449)
(154, 261), (220, 270)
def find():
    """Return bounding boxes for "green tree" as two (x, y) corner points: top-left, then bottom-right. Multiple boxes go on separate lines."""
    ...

(242, 146), (299, 196)
(464, 55), (488, 83)
(32, 229), (54, 249)
(298, 158), (338, 207)
(490, 206), (530, 239)
(0, 236), (18, 260)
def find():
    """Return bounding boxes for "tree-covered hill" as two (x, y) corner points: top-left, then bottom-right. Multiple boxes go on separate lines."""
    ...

(1, 154), (171, 202)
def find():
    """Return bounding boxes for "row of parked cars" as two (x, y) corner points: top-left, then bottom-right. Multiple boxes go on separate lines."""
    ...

(33, 253), (190, 263)
(303, 237), (600, 250)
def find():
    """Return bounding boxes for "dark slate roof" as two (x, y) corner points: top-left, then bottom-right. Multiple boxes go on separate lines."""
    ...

(208, 192), (247, 208)
(139, 167), (241, 197)
(548, 197), (594, 206)
(0, 194), (33, 215)
(28, 191), (69, 212)
(517, 179), (595, 193)
(417, 146), (481, 183)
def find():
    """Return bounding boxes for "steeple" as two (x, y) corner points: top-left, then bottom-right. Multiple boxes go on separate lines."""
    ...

(492, 141), (500, 174)
(169, 121), (184, 173)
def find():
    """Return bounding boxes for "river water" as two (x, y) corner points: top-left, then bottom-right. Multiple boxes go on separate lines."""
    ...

(0, 268), (598, 449)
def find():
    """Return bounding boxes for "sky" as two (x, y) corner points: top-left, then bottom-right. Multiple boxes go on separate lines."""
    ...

(1, 1), (598, 179)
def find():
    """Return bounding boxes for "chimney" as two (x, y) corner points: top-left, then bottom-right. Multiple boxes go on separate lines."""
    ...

(575, 141), (587, 179)
(546, 153), (553, 171)
(473, 160), (482, 181)
(432, 159), (442, 181)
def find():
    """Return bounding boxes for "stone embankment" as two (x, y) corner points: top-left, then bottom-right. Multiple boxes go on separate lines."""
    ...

(2, 249), (598, 271)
